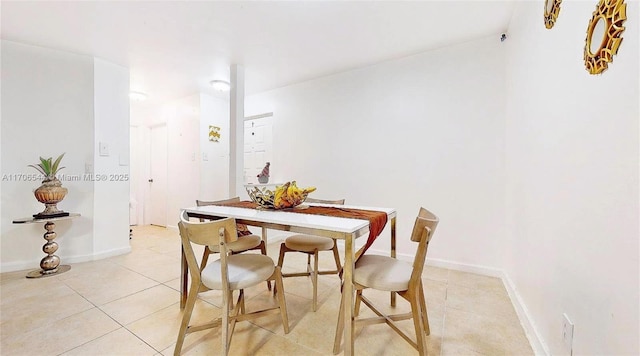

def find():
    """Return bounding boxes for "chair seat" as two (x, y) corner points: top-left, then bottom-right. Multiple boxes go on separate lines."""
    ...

(208, 234), (262, 253)
(202, 254), (275, 290)
(354, 255), (413, 292)
(285, 234), (335, 252)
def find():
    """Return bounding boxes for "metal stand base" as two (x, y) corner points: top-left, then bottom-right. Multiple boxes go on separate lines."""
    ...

(26, 264), (71, 278)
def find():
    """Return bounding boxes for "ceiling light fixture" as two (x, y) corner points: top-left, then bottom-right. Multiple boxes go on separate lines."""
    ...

(129, 91), (148, 101)
(210, 80), (231, 92)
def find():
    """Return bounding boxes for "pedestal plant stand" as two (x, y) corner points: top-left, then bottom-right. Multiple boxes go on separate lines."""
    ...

(29, 153), (69, 218)
(14, 153), (74, 278)
(12, 214), (80, 278)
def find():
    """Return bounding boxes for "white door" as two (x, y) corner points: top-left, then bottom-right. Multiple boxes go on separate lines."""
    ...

(244, 117), (273, 183)
(149, 124), (168, 227)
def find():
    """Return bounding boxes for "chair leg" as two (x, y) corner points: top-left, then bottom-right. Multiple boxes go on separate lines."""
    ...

(419, 281), (430, 336)
(228, 290), (242, 345)
(312, 249), (319, 311)
(331, 240), (343, 280)
(274, 243), (286, 296)
(174, 282), (199, 356)
(259, 241), (272, 291)
(410, 292), (428, 356)
(333, 283), (346, 355)
(274, 266), (290, 334)
(239, 289), (246, 315)
(354, 289), (363, 316)
(222, 287), (230, 356)
(228, 290), (234, 309)
(199, 246), (211, 272)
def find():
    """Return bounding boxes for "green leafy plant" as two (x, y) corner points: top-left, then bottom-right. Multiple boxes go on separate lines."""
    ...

(28, 153), (66, 181)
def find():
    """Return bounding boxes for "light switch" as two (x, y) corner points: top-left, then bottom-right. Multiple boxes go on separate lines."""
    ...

(119, 154), (130, 166)
(203, 152), (208, 161)
(99, 142), (109, 156)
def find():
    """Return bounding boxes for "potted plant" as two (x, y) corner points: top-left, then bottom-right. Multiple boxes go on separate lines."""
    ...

(257, 162), (270, 184)
(29, 153), (69, 218)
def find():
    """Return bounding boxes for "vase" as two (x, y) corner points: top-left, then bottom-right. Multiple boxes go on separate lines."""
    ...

(34, 179), (68, 217)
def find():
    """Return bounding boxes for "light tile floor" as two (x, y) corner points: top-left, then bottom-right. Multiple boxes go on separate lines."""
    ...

(1, 225), (533, 355)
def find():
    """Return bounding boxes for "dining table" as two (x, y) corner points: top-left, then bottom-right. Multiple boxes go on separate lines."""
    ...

(181, 201), (397, 356)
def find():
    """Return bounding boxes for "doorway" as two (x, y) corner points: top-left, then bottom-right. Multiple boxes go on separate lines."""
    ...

(148, 124), (168, 226)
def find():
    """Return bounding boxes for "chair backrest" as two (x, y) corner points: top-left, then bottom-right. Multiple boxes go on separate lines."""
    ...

(195, 197), (255, 239)
(408, 207), (439, 289)
(305, 197), (345, 205)
(196, 197), (241, 223)
(410, 207), (438, 242)
(178, 211), (238, 284)
(196, 197), (241, 207)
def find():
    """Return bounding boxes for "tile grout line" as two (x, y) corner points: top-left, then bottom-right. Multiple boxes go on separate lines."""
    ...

(58, 276), (164, 355)
(56, 242), (177, 355)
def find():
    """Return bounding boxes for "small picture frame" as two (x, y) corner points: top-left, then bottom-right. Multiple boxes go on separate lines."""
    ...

(209, 125), (221, 142)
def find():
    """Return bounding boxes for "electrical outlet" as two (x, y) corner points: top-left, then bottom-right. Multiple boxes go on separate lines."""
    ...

(562, 313), (574, 355)
(99, 142), (109, 156)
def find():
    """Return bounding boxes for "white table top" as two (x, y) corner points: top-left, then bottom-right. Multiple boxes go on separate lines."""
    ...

(182, 203), (395, 234)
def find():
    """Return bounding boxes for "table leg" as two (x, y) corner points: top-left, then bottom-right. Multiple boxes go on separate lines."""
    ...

(261, 227), (268, 250)
(343, 234), (355, 355)
(180, 245), (188, 309)
(27, 221), (71, 278)
(390, 216), (397, 307)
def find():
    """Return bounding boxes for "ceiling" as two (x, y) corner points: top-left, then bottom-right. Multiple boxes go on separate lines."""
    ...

(1, 1), (515, 108)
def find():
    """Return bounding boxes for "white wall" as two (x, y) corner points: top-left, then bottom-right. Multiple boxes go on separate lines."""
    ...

(247, 36), (508, 265)
(199, 93), (230, 200)
(92, 58), (130, 256)
(504, 1), (639, 355)
(1, 40), (131, 271)
(1, 40), (95, 269)
(166, 95), (200, 228)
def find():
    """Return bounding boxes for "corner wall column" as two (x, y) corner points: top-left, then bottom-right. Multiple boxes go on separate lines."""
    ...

(229, 64), (245, 197)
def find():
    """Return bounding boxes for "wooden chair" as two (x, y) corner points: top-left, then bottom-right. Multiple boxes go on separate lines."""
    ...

(275, 197), (345, 311)
(333, 207), (439, 356)
(174, 213), (289, 356)
(196, 197), (270, 291)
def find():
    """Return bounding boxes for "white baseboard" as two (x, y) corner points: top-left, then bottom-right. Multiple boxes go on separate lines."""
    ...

(1, 260), (41, 273)
(424, 256), (505, 278)
(422, 257), (549, 355)
(424, 257), (548, 355)
(66, 246), (132, 264)
(0, 246), (131, 273)
(501, 272), (549, 356)
(333, 243), (548, 356)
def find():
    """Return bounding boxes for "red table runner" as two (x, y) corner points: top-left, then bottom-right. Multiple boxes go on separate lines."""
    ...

(220, 201), (388, 259)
